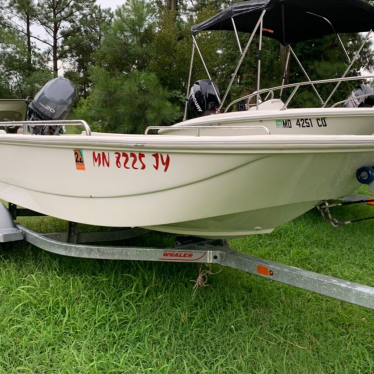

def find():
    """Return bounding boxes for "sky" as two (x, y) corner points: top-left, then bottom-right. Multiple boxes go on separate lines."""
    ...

(33, 0), (124, 46)
(96, 0), (124, 10)
(30, 0), (124, 73)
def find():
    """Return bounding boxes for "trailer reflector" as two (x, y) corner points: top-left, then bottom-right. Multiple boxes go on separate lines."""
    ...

(258, 265), (269, 276)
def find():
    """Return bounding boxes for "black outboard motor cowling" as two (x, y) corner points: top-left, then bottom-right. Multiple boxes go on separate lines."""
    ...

(27, 77), (76, 135)
(188, 79), (220, 117)
(344, 84), (374, 108)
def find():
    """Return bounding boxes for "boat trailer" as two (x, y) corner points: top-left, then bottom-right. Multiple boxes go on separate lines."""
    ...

(1, 202), (374, 310)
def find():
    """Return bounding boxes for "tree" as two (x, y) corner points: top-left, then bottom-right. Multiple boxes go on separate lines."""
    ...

(1, 0), (38, 75)
(0, 26), (52, 99)
(77, 68), (179, 133)
(34, 0), (96, 76)
(96, 0), (156, 74)
(63, 5), (112, 98)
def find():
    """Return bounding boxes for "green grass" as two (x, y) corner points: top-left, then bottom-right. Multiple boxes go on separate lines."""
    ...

(1, 196), (374, 373)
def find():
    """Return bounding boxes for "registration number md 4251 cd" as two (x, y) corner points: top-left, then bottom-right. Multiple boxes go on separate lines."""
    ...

(276, 118), (328, 128)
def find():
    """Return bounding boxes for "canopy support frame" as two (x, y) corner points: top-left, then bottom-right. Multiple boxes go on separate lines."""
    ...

(306, 12), (351, 63)
(289, 46), (324, 106)
(231, 18), (243, 54)
(224, 74), (374, 112)
(256, 16), (264, 109)
(219, 9), (266, 112)
(323, 30), (373, 108)
(184, 43), (195, 121)
(186, 3), (374, 117)
(192, 35), (221, 104)
(279, 46), (291, 99)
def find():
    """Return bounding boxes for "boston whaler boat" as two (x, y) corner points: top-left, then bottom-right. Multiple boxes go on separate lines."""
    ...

(2, 0), (374, 238)
(2, 0), (374, 309)
(168, 0), (374, 137)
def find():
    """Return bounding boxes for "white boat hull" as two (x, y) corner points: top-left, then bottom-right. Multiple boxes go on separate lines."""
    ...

(1, 133), (374, 238)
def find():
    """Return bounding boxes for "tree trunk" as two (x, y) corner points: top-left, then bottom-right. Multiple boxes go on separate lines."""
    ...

(166, 0), (177, 12)
(53, 14), (58, 76)
(26, 10), (32, 73)
(53, 34), (58, 75)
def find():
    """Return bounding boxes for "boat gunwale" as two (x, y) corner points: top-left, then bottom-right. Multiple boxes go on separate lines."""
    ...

(2, 133), (374, 153)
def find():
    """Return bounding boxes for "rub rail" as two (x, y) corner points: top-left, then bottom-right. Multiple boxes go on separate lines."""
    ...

(145, 125), (271, 136)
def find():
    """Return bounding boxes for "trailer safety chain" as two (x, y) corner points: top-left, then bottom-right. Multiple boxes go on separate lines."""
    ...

(191, 264), (223, 297)
(317, 198), (374, 227)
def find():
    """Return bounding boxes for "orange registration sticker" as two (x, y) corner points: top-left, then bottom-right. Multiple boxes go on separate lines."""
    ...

(73, 149), (85, 171)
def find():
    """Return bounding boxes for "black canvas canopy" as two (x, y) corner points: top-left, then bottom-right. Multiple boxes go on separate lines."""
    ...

(191, 0), (374, 45)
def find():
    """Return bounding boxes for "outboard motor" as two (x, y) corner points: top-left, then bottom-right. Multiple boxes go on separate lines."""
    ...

(27, 77), (76, 135)
(344, 84), (374, 108)
(188, 79), (220, 117)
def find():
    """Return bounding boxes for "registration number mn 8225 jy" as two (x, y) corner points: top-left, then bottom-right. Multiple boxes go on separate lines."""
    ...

(73, 150), (171, 172)
(276, 118), (328, 129)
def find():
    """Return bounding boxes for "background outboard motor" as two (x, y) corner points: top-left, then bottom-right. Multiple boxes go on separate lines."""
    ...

(188, 79), (220, 117)
(27, 77), (76, 135)
(344, 84), (374, 108)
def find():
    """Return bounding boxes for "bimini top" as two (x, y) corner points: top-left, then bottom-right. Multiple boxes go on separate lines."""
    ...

(191, 0), (374, 45)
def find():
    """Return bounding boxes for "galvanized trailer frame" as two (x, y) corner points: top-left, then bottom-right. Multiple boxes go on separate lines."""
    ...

(1, 202), (374, 310)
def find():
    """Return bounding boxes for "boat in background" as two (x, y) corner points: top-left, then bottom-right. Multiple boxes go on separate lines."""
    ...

(163, 105), (374, 136)
(159, 0), (374, 136)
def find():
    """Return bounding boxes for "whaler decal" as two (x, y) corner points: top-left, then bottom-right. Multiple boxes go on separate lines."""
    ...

(92, 151), (170, 172)
(73, 149), (85, 171)
(160, 250), (207, 262)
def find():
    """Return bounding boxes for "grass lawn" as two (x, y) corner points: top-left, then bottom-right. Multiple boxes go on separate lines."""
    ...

(0, 193), (374, 373)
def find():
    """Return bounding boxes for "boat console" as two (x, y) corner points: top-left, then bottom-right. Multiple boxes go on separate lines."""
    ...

(248, 99), (285, 111)
(0, 100), (27, 134)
